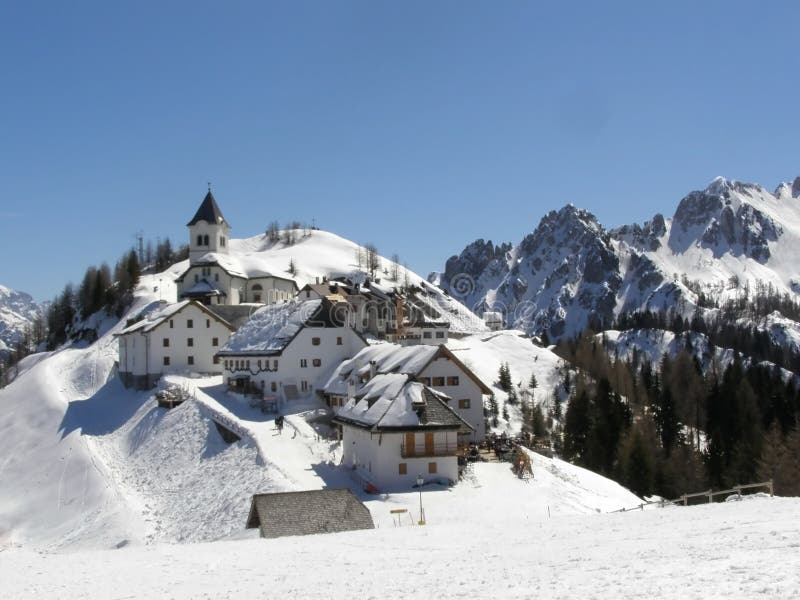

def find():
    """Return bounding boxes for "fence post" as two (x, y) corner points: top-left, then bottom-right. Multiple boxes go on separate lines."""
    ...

(707, 489), (713, 504)
(735, 485), (741, 499)
(682, 495), (687, 506)
(768, 480), (774, 497)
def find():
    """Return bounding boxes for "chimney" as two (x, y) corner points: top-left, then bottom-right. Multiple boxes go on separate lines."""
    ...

(316, 276), (320, 285)
(369, 360), (377, 380)
(347, 378), (355, 402)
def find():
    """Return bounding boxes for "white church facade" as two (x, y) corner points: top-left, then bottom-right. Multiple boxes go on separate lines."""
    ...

(175, 190), (298, 306)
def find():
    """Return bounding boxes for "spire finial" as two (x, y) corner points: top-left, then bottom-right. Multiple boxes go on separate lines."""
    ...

(207, 181), (211, 193)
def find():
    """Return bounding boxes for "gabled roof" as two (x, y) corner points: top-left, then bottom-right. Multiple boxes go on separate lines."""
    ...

(187, 190), (228, 227)
(246, 489), (374, 539)
(332, 373), (473, 433)
(322, 343), (492, 395)
(217, 297), (355, 357)
(116, 300), (235, 335)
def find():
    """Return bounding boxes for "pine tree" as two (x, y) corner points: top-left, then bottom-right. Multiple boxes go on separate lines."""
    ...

(288, 259), (297, 276)
(529, 372), (538, 390)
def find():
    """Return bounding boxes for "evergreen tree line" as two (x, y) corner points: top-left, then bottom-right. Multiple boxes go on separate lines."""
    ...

(555, 333), (800, 499)
(135, 237), (188, 273)
(614, 304), (800, 374)
(45, 248), (142, 349)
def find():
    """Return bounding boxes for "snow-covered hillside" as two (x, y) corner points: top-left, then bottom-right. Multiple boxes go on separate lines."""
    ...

(434, 175), (800, 344)
(0, 284), (40, 358)
(3, 496), (798, 599)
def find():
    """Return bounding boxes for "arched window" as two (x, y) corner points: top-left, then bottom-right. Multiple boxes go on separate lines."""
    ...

(196, 234), (203, 246)
(203, 234), (209, 246)
(251, 284), (263, 303)
(220, 236), (226, 247)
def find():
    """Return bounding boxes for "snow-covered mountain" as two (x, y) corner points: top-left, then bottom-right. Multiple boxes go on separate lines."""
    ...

(433, 175), (800, 347)
(0, 284), (40, 358)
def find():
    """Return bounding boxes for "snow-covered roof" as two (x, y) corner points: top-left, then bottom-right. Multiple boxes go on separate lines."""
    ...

(181, 278), (227, 297)
(118, 301), (193, 334)
(178, 252), (299, 285)
(218, 299), (323, 355)
(334, 374), (471, 432)
(322, 344), (440, 394)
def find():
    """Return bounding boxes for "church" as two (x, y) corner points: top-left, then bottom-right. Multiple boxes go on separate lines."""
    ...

(175, 190), (298, 306)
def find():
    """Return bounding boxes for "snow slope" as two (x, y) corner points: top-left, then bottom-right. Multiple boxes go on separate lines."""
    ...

(2, 496), (797, 599)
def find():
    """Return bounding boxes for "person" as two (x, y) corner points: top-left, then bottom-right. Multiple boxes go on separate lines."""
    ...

(275, 415), (284, 434)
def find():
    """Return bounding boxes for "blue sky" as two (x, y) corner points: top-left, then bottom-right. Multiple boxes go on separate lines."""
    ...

(1, 1), (799, 301)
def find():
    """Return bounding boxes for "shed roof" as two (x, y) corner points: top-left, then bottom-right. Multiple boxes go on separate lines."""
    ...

(245, 489), (374, 538)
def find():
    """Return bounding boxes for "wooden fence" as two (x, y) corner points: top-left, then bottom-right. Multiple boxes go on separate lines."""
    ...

(610, 480), (774, 513)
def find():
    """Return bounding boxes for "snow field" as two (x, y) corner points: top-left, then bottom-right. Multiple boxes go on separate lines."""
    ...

(2, 496), (797, 599)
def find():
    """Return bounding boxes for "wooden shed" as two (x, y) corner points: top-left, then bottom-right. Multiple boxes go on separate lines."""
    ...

(246, 489), (374, 539)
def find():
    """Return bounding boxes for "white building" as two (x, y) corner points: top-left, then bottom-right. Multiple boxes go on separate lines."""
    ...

(117, 300), (235, 389)
(332, 373), (472, 491)
(322, 343), (490, 442)
(483, 311), (503, 331)
(175, 190), (298, 306)
(216, 298), (367, 403)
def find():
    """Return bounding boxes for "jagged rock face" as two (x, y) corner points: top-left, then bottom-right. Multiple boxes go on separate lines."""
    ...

(0, 285), (41, 358)
(437, 205), (624, 340)
(434, 174), (800, 343)
(670, 178), (781, 262)
(611, 214), (666, 252)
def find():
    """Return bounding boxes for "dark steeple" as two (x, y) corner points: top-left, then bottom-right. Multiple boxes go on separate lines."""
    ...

(187, 189), (228, 226)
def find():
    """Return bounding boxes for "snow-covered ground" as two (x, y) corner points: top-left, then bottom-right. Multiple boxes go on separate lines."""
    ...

(2, 496), (798, 599)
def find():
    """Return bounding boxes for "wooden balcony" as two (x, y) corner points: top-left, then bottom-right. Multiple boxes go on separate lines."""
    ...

(401, 442), (457, 458)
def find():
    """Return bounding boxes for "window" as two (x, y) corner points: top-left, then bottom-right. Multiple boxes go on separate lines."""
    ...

(458, 399), (471, 409)
(169, 320), (173, 329)
(224, 360), (228, 369)
(428, 462), (437, 474)
(301, 380), (308, 392)
(447, 376), (459, 386)
(203, 234), (209, 245)
(163, 338), (169, 347)
(253, 294), (261, 303)
(220, 236), (226, 247)
(214, 273), (219, 282)
(163, 356), (170, 366)
(257, 360), (262, 369)
(187, 338), (194, 347)
(436, 331), (445, 339)
(336, 336), (343, 346)
(273, 360), (278, 370)
(312, 358), (321, 367)
(300, 359), (307, 368)
(196, 234), (203, 246)
(312, 337), (321, 346)
(420, 377), (431, 386)
(206, 319), (210, 328)
(187, 319), (193, 328)
(213, 356), (219, 365)
(399, 463), (408, 475)
(432, 377), (445, 387)
(194, 274), (199, 283)
(271, 382), (277, 392)
(423, 331), (432, 339)
(212, 337), (219, 347)
(188, 355), (194, 366)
